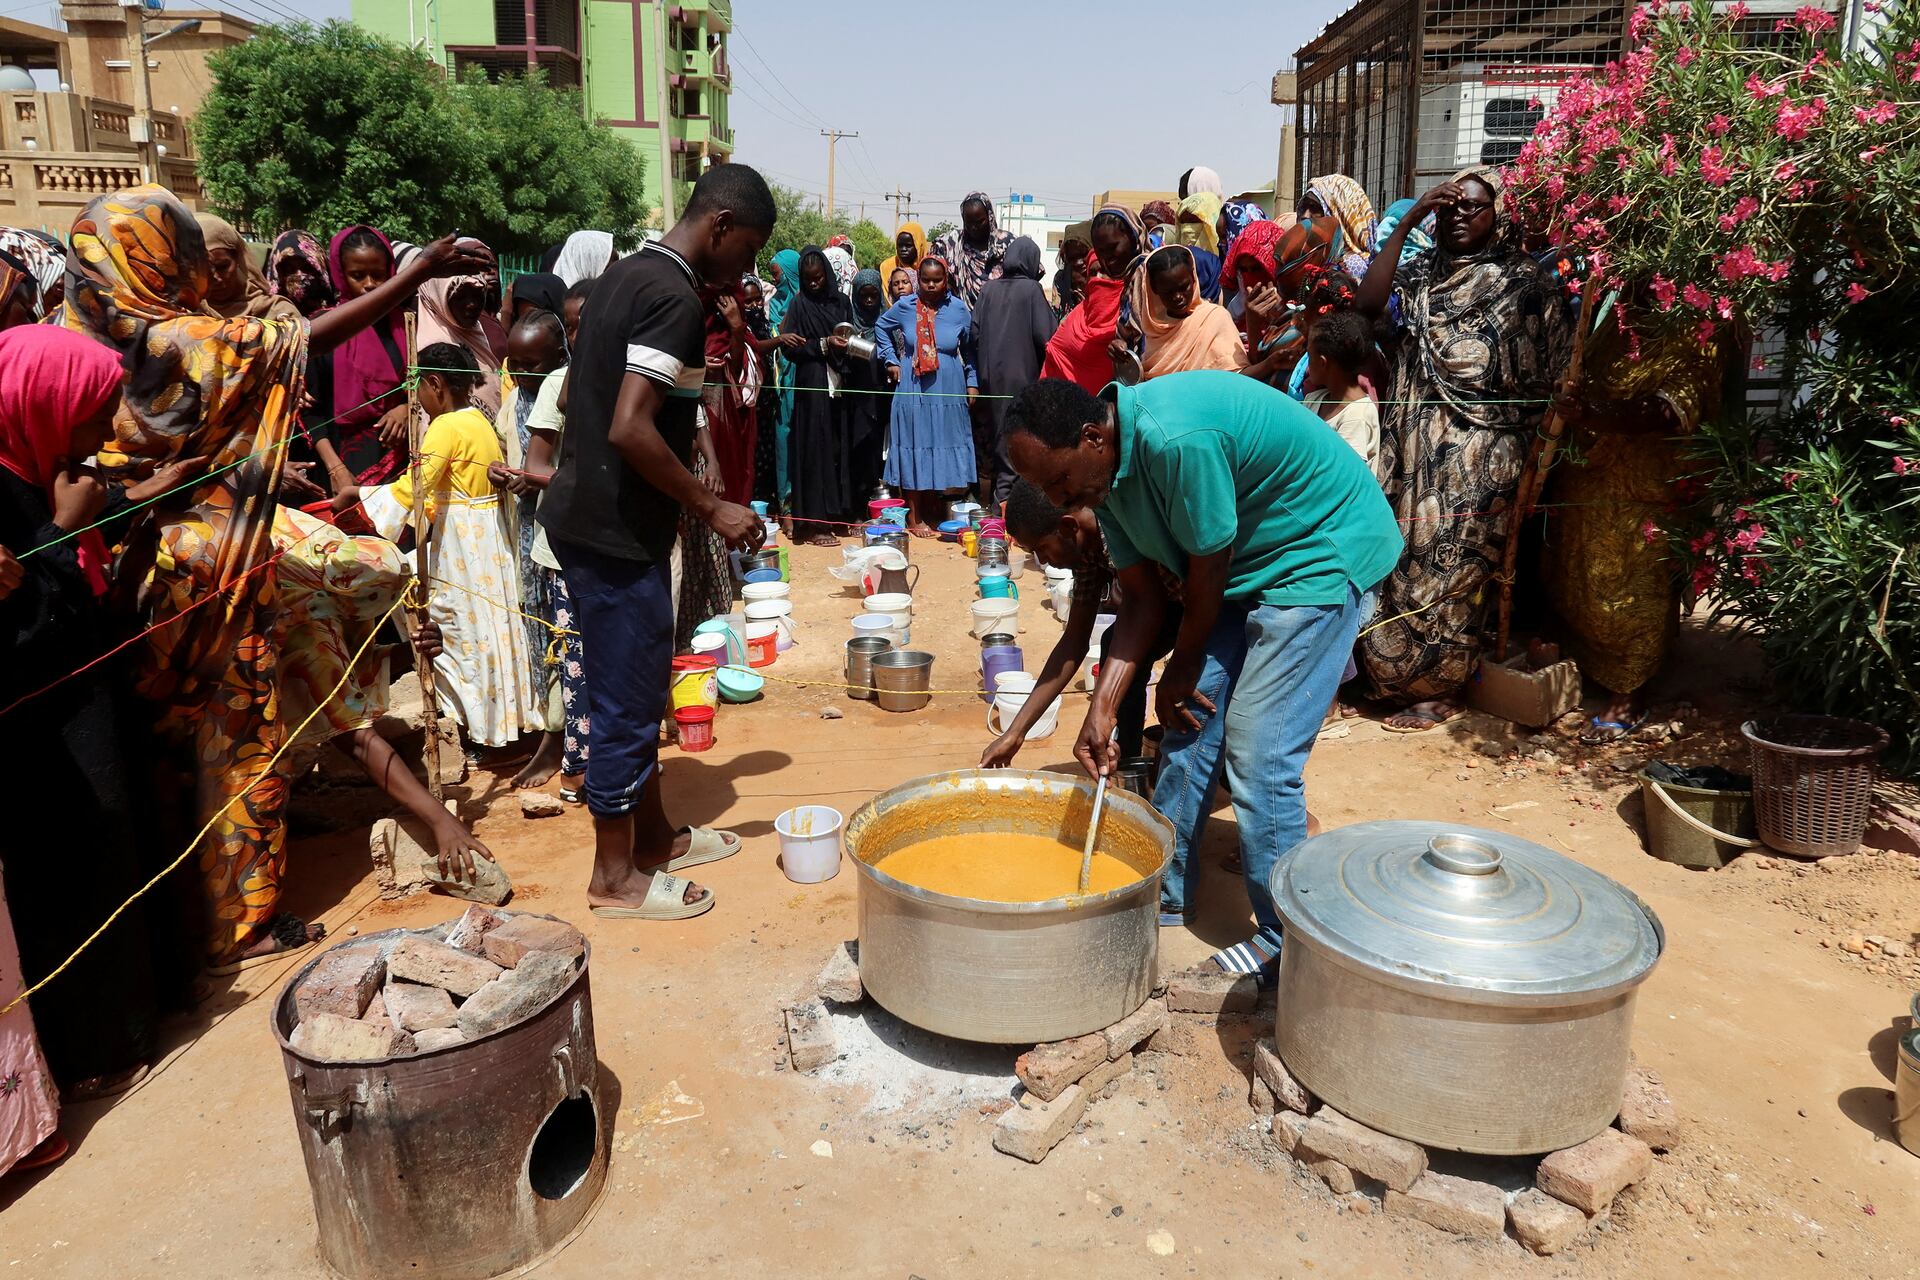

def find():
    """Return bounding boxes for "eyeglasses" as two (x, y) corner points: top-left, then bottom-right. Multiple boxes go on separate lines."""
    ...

(1446, 201), (1494, 216)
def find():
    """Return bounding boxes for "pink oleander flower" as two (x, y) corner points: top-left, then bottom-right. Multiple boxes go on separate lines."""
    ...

(1729, 0), (1749, 16)
(1741, 556), (1766, 585)
(1650, 274), (1677, 309)
(1697, 318), (1719, 344)
(1774, 97), (1826, 141)
(1720, 246), (1763, 281)
(1775, 159), (1798, 184)
(1701, 146), (1736, 185)
(1860, 145), (1889, 163)
(1708, 113), (1732, 136)
(1846, 282), (1870, 304)
(1794, 5), (1836, 32)
(1682, 282), (1713, 311)
(1894, 456), (1911, 475)
(1782, 471), (1799, 487)
(1689, 529), (1720, 554)
(1641, 519), (1661, 544)
(1690, 560), (1718, 595)
(1676, 46), (1697, 66)
(1746, 73), (1784, 99)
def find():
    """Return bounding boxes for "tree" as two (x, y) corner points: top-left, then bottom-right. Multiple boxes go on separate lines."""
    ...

(194, 21), (476, 241)
(759, 180), (895, 277)
(195, 21), (649, 255)
(454, 67), (648, 253)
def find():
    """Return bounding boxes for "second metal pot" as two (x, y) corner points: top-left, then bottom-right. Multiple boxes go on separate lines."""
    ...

(870, 648), (933, 712)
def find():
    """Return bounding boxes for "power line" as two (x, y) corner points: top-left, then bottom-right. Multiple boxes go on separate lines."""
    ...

(728, 74), (820, 134)
(731, 31), (828, 129)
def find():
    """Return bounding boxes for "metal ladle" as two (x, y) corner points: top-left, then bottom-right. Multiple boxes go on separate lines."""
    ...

(1078, 730), (1120, 893)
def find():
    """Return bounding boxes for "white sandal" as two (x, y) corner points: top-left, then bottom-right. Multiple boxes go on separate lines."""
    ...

(589, 872), (715, 921)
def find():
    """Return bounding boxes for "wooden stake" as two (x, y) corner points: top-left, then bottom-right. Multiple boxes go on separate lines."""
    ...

(404, 311), (444, 800)
(1495, 283), (1602, 660)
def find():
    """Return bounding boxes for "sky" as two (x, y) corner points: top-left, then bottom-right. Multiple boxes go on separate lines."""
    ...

(6, 0), (1353, 218)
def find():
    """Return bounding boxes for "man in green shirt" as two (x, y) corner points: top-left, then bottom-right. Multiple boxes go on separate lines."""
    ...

(1005, 372), (1402, 978)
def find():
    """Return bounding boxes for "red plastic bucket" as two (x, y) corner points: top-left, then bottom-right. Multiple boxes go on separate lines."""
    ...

(745, 626), (777, 668)
(674, 704), (715, 752)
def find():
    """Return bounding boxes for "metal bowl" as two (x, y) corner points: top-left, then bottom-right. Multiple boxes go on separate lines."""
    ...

(844, 769), (1174, 1044)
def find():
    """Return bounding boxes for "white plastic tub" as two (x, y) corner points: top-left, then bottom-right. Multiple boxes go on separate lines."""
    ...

(776, 805), (844, 883)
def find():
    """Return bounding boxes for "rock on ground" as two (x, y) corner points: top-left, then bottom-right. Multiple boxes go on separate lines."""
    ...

(1618, 1062), (1681, 1150)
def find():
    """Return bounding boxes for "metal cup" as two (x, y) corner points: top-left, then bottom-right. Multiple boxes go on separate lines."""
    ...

(1115, 756), (1155, 798)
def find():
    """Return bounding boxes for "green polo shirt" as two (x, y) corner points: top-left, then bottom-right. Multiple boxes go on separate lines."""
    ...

(1095, 372), (1402, 606)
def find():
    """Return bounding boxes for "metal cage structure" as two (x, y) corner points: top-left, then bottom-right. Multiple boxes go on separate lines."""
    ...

(1293, 0), (1631, 209)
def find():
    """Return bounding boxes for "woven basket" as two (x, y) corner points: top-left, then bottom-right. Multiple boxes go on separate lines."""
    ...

(1741, 715), (1888, 857)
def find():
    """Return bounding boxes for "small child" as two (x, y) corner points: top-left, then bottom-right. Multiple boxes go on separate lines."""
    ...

(1302, 309), (1383, 482)
(334, 341), (543, 754)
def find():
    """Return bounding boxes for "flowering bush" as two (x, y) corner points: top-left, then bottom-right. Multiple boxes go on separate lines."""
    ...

(1507, 0), (1920, 770)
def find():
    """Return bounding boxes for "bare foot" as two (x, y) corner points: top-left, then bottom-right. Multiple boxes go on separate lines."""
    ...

(906, 522), (937, 539)
(805, 532), (838, 548)
(513, 732), (564, 788)
(1383, 700), (1459, 732)
(229, 914), (325, 964)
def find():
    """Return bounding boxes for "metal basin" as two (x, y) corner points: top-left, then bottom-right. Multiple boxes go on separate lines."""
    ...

(844, 768), (1173, 1044)
(1272, 821), (1664, 1155)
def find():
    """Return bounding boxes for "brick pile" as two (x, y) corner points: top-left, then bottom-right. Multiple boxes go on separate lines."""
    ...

(1250, 1034), (1677, 1256)
(288, 907), (583, 1062)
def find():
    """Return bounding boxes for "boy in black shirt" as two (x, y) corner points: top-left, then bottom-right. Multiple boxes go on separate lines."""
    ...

(539, 164), (773, 921)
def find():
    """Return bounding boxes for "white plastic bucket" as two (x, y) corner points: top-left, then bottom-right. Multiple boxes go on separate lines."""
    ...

(1079, 612), (1117, 689)
(744, 599), (796, 650)
(863, 592), (914, 628)
(986, 672), (1061, 740)
(776, 805), (843, 883)
(742, 581), (791, 604)
(970, 597), (1020, 638)
(850, 614), (894, 644)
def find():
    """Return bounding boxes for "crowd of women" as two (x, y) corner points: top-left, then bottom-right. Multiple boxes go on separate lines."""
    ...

(0, 154), (1716, 1178)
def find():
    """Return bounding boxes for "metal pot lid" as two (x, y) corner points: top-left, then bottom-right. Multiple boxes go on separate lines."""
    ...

(1273, 821), (1663, 1000)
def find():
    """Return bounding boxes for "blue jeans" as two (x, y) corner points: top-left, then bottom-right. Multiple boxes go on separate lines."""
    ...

(551, 539), (674, 819)
(1150, 586), (1371, 952)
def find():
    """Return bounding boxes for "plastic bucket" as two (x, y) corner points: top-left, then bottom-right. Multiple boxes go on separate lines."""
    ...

(745, 622), (778, 668)
(742, 581), (791, 604)
(937, 519), (967, 541)
(674, 704), (715, 752)
(987, 671), (1061, 740)
(960, 529), (978, 558)
(669, 654), (719, 712)
(981, 644), (1024, 701)
(743, 568), (782, 586)
(776, 805), (844, 883)
(863, 592), (914, 629)
(867, 499), (897, 523)
(1636, 764), (1758, 870)
(970, 597), (1020, 639)
(744, 599), (796, 651)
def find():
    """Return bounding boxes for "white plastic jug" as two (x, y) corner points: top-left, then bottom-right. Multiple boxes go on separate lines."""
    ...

(986, 671), (1061, 740)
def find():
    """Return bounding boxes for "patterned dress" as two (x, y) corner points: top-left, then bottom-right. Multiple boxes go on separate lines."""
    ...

(1357, 236), (1572, 703)
(271, 506), (409, 746)
(64, 186), (309, 964)
(0, 865), (60, 1174)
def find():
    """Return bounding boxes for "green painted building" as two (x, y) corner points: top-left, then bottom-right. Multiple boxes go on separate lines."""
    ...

(351, 0), (734, 195)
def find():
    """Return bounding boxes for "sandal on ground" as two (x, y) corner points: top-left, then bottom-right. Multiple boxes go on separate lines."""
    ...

(205, 914), (326, 976)
(1209, 939), (1281, 988)
(1380, 705), (1462, 734)
(64, 1063), (151, 1104)
(664, 826), (741, 873)
(12, 1132), (70, 1172)
(589, 873), (715, 921)
(1579, 715), (1645, 746)
(558, 785), (585, 805)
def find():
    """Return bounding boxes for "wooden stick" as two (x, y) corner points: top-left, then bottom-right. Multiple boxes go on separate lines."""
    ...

(1495, 283), (1601, 660)
(404, 311), (444, 801)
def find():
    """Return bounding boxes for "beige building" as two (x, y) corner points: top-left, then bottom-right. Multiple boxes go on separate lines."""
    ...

(0, 8), (248, 231)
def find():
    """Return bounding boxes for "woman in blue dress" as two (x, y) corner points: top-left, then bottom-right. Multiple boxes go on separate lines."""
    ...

(876, 256), (978, 536)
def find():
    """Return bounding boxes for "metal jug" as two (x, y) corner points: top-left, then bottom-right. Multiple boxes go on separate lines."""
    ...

(874, 561), (920, 597)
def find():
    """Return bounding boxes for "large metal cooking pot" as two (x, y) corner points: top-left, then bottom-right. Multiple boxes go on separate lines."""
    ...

(844, 768), (1173, 1044)
(1272, 821), (1664, 1155)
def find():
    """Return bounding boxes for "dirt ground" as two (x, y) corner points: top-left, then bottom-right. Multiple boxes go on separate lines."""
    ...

(4, 536), (1917, 1278)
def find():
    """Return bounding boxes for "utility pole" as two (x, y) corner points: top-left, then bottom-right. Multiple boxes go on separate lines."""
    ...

(819, 128), (857, 219)
(121, 0), (155, 184)
(886, 187), (913, 228)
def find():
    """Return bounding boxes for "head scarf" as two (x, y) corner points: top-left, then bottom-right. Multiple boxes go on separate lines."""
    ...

(0, 249), (34, 328)
(1223, 217), (1338, 298)
(826, 234), (852, 250)
(1190, 246), (1223, 303)
(265, 229), (334, 316)
(1218, 200), (1266, 268)
(0, 228), (64, 319)
(554, 230), (616, 287)
(933, 194), (1011, 306)
(1128, 247), (1249, 380)
(1306, 174), (1379, 277)
(881, 221), (928, 285)
(194, 212), (280, 322)
(913, 254), (951, 378)
(60, 184), (305, 674)
(1447, 167), (1519, 255)
(766, 248), (801, 328)
(325, 224), (410, 439)
(1140, 201), (1179, 233)
(785, 246), (853, 333)
(823, 244), (857, 297)
(1040, 256), (1125, 394)
(511, 271), (566, 319)
(418, 237), (506, 417)
(0, 326), (125, 591)
(1090, 204), (1148, 280)
(888, 266), (915, 301)
(1179, 167), (1224, 200)
(998, 236), (1044, 283)
(1375, 198), (1437, 265)
(1177, 191), (1223, 254)
(851, 266), (886, 330)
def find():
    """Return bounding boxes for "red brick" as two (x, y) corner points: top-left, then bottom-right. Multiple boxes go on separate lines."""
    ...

(1163, 968), (1258, 1014)
(445, 905), (507, 955)
(292, 943), (384, 1022)
(1508, 1188), (1591, 1255)
(1537, 1129), (1653, 1215)
(785, 1001), (837, 1073)
(1307, 1157), (1356, 1194)
(1253, 1038), (1313, 1113)
(816, 940), (862, 1004)
(1385, 1172), (1506, 1239)
(1268, 1110), (1312, 1156)
(1299, 1107), (1427, 1193)
(1015, 1032), (1106, 1102)
(455, 951), (576, 1039)
(1102, 999), (1168, 1058)
(291, 1012), (413, 1062)
(1618, 1063), (1680, 1151)
(480, 915), (585, 969)
(387, 936), (502, 996)
(995, 1081), (1090, 1163)
(384, 982), (458, 1032)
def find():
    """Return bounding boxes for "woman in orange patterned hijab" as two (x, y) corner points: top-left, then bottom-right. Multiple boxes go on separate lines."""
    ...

(60, 185), (319, 970)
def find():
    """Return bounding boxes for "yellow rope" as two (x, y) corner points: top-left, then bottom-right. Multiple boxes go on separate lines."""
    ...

(0, 585), (414, 1018)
